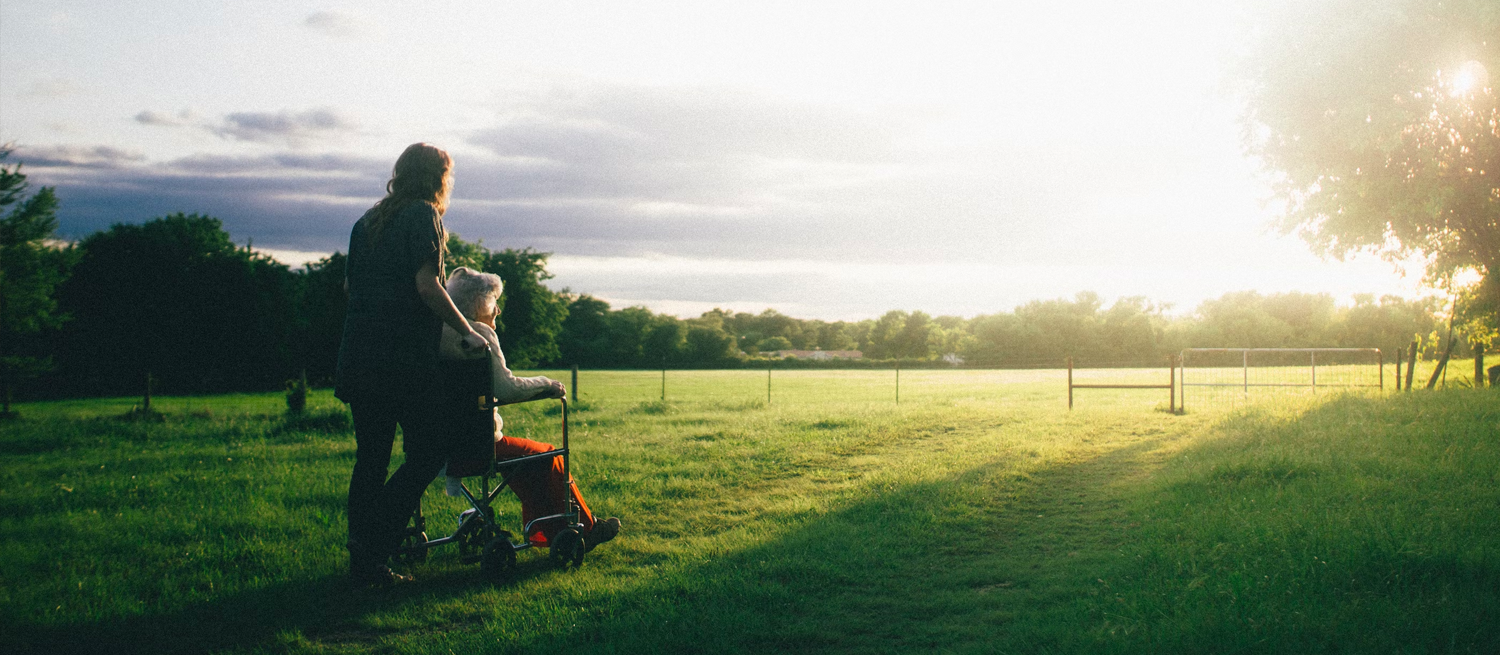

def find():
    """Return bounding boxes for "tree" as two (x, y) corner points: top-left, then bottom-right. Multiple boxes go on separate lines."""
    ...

(604, 306), (655, 367)
(55, 213), (298, 396)
(1338, 293), (1443, 353)
(893, 310), (933, 359)
(1243, 0), (1500, 315)
(0, 150), (73, 413)
(1098, 297), (1162, 362)
(862, 310), (908, 359)
(813, 321), (857, 351)
(756, 336), (793, 352)
(558, 294), (614, 366)
(295, 252), (346, 385)
(684, 323), (740, 364)
(642, 317), (685, 365)
(1014, 292), (1104, 363)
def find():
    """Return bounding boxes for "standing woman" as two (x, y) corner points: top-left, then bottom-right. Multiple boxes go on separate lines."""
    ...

(335, 143), (486, 585)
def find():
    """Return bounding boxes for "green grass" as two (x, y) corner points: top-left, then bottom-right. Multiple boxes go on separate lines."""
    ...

(1, 370), (1496, 653)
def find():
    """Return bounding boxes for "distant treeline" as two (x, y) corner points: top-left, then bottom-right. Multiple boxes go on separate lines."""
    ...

(12, 214), (1458, 399)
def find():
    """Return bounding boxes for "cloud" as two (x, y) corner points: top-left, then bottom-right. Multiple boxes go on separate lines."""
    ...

(134, 106), (358, 146)
(304, 11), (369, 38)
(15, 145), (146, 168)
(444, 85), (985, 261)
(213, 109), (358, 145)
(134, 109), (197, 127)
(21, 82), (1249, 300)
(24, 78), (79, 97)
(64, 86), (1077, 268)
(23, 150), (387, 250)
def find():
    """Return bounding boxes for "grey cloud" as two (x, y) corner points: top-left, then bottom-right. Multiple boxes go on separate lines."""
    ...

(25, 151), (383, 250)
(25, 79), (79, 98)
(23, 83), (1080, 269)
(134, 107), (357, 146)
(466, 86), (902, 206)
(214, 109), (358, 144)
(163, 152), (387, 176)
(134, 109), (195, 126)
(304, 11), (365, 37)
(16, 145), (146, 169)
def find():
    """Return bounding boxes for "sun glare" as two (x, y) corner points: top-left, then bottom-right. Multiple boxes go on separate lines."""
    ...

(1450, 60), (1489, 96)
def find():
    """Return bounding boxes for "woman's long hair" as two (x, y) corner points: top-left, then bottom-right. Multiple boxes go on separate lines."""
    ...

(367, 142), (453, 254)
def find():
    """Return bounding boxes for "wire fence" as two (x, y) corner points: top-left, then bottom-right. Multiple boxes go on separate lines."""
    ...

(1179, 348), (1383, 410)
(525, 366), (1183, 410)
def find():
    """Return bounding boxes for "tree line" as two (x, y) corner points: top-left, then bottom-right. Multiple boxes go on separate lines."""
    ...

(0, 152), (1465, 402)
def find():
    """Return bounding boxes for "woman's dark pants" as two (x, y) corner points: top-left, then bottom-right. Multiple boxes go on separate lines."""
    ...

(347, 399), (448, 566)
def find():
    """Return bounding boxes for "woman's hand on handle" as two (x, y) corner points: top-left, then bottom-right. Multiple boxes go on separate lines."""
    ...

(459, 332), (488, 354)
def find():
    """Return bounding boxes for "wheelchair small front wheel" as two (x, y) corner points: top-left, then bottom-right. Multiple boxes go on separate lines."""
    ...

(550, 528), (585, 567)
(481, 538), (516, 582)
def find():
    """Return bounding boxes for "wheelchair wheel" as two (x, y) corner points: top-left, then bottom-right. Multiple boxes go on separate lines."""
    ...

(395, 531), (428, 565)
(481, 537), (516, 582)
(462, 525), (508, 564)
(550, 527), (585, 567)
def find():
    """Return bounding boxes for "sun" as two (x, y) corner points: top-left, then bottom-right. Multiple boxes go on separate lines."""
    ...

(1450, 60), (1489, 96)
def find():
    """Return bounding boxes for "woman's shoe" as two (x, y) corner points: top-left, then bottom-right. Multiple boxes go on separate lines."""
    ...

(349, 540), (413, 587)
(584, 517), (621, 552)
(351, 563), (413, 587)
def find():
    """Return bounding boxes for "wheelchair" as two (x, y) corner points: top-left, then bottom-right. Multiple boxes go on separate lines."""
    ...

(393, 356), (587, 580)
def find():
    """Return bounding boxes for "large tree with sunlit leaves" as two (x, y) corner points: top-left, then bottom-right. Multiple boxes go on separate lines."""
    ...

(1242, 0), (1500, 323)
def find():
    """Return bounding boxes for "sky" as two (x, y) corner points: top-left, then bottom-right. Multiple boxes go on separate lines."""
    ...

(0, 0), (1429, 321)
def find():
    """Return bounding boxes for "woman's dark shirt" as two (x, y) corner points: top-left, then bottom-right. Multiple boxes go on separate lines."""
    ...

(334, 201), (445, 404)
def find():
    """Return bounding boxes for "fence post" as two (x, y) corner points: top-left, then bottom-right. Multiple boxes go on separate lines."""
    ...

(661, 368), (666, 401)
(1242, 350), (1249, 398)
(1475, 344), (1486, 389)
(1406, 340), (1418, 391)
(1377, 349), (1384, 392)
(895, 364), (900, 405)
(1180, 351), (1186, 412)
(1067, 357), (1073, 410)
(1395, 348), (1403, 391)
(1169, 355), (1177, 413)
(1427, 338), (1457, 389)
(571, 365), (578, 402)
(767, 365), (772, 405)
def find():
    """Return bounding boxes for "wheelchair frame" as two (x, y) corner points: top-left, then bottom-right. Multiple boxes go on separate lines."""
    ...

(396, 396), (587, 579)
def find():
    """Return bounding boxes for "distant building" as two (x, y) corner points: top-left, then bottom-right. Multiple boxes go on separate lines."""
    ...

(942, 353), (965, 365)
(767, 349), (863, 360)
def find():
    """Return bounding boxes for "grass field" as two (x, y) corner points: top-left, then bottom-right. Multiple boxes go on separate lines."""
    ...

(2, 368), (1497, 653)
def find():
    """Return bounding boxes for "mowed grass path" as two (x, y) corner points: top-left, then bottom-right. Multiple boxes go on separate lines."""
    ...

(2, 370), (1497, 653)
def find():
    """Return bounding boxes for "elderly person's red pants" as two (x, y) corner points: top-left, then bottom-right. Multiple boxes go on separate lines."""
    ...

(495, 435), (596, 546)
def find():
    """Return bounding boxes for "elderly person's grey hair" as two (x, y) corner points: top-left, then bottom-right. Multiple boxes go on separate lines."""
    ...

(445, 266), (503, 320)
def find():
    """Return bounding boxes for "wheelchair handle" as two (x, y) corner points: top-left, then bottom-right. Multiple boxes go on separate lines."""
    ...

(560, 397), (569, 481)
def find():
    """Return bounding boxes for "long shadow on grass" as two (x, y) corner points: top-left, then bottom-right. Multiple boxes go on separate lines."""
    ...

(6, 430), (1162, 654)
(426, 435), (1181, 654)
(8, 554), (576, 655)
(430, 400), (1500, 655)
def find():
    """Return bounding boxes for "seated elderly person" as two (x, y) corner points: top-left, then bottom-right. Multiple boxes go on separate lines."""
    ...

(438, 266), (621, 551)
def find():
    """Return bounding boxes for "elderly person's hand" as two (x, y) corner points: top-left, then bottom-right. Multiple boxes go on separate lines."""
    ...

(542, 380), (566, 399)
